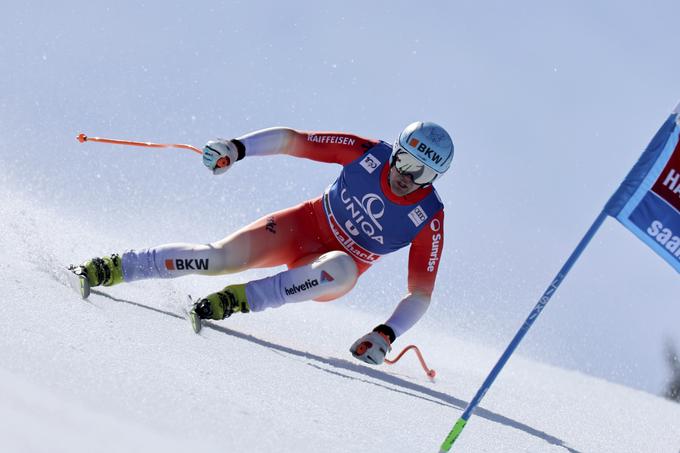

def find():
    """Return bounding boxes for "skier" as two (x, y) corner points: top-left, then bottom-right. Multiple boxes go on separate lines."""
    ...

(69, 122), (453, 366)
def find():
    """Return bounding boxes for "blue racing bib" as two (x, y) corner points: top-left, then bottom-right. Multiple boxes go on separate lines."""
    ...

(322, 142), (443, 263)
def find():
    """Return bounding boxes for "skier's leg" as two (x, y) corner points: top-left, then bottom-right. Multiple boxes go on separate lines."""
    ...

(195, 250), (360, 320)
(246, 250), (359, 311)
(121, 224), (304, 281)
(120, 200), (329, 282)
(120, 242), (241, 281)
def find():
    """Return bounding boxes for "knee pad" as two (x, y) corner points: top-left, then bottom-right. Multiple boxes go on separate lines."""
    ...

(310, 251), (358, 302)
(244, 250), (360, 311)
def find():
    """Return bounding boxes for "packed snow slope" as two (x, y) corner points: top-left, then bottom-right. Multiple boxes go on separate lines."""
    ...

(3, 0), (680, 398)
(1, 182), (679, 453)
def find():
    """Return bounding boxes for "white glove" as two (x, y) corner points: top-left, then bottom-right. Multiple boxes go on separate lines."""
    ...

(350, 331), (392, 365)
(203, 139), (239, 175)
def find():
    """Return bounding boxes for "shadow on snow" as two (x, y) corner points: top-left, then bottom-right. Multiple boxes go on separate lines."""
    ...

(92, 289), (581, 453)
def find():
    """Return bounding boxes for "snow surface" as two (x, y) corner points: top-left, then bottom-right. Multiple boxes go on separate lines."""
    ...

(1, 181), (679, 453)
(3, 0), (680, 397)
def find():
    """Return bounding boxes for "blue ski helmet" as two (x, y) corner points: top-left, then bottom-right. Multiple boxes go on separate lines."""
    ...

(391, 121), (454, 184)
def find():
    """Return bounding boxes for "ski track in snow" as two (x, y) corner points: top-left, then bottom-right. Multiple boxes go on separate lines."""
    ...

(1, 185), (680, 453)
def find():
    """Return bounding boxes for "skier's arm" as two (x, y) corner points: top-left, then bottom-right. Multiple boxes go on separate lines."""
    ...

(384, 210), (445, 339)
(350, 211), (445, 365)
(234, 127), (378, 165)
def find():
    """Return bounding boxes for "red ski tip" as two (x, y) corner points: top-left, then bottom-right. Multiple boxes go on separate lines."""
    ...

(76, 133), (88, 143)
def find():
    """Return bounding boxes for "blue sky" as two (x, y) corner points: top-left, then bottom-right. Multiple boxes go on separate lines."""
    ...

(1, 1), (679, 393)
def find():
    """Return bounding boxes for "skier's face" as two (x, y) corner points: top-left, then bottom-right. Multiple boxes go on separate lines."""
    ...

(388, 166), (421, 196)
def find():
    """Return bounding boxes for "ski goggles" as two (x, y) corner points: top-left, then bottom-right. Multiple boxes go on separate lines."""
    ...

(391, 147), (440, 185)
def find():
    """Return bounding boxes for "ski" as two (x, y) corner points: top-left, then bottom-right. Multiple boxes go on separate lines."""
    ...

(66, 266), (91, 299)
(186, 295), (202, 334)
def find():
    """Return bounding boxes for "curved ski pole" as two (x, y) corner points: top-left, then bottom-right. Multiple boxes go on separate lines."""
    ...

(76, 133), (232, 169)
(385, 344), (436, 380)
(77, 133), (203, 155)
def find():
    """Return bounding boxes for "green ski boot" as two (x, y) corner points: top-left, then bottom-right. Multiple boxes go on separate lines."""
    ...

(188, 284), (249, 333)
(67, 254), (124, 298)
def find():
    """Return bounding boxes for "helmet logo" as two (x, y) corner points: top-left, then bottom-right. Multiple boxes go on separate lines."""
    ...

(407, 139), (444, 166)
(427, 127), (448, 145)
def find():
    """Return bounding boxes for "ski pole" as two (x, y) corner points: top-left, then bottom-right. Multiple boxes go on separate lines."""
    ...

(385, 344), (436, 380)
(438, 210), (608, 452)
(76, 133), (231, 168)
(77, 133), (202, 154)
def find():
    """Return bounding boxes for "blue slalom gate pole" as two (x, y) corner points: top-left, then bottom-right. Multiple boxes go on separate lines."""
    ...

(438, 209), (609, 452)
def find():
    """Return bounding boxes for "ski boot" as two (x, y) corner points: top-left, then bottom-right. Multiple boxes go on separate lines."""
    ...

(67, 254), (124, 298)
(188, 284), (250, 333)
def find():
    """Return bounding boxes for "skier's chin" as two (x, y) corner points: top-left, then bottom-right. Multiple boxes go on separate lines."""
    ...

(389, 179), (416, 197)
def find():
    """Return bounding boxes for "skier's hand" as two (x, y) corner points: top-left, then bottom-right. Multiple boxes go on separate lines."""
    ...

(350, 331), (392, 365)
(203, 139), (239, 175)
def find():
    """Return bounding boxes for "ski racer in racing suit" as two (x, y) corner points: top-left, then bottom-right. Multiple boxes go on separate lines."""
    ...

(70, 122), (454, 365)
